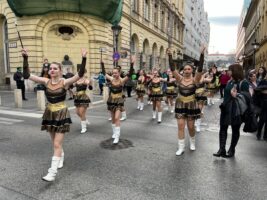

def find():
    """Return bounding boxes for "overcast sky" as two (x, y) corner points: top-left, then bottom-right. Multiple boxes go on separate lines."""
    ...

(204, 0), (244, 54)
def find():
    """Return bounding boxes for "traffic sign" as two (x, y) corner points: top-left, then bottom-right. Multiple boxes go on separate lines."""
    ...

(113, 52), (120, 61)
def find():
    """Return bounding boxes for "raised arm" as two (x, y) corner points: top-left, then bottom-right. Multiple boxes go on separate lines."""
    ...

(121, 57), (135, 84)
(194, 47), (205, 83)
(167, 49), (182, 82)
(22, 49), (48, 84)
(64, 49), (87, 86)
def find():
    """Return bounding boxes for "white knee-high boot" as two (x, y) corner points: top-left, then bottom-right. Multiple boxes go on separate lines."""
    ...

(207, 98), (211, 105)
(176, 139), (185, 156)
(137, 100), (140, 110)
(113, 127), (120, 144)
(58, 150), (64, 169)
(195, 119), (201, 133)
(42, 156), (61, 182)
(189, 136), (196, 151)
(152, 110), (157, 119)
(140, 102), (144, 111)
(120, 111), (127, 121)
(111, 124), (116, 139)
(81, 121), (87, 133)
(158, 112), (162, 123)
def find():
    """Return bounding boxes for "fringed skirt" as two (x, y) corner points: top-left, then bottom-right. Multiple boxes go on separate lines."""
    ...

(41, 102), (72, 133)
(195, 87), (208, 103)
(136, 84), (146, 97)
(149, 89), (163, 101)
(107, 95), (125, 112)
(74, 92), (91, 107)
(175, 97), (201, 120)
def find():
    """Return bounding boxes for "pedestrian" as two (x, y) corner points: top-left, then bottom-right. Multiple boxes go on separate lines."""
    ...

(13, 67), (28, 100)
(219, 70), (231, 98)
(73, 70), (93, 134)
(135, 69), (146, 111)
(101, 57), (134, 144)
(125, 74), (134, 97)
(22, 48), (87, 182)
(147, 68), (167, 123)
(94, 71), (106, 95)
(168, 47), (204, 156)
(254, 75), (267, 141)
(248, 71), (258, 96)
(213, 63), (250, 158)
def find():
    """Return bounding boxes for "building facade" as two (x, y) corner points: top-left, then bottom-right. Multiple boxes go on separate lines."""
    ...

(0, 0), (185, 90)
(183, 0), (210, 64)
(236, 0), (251, 64)
(243, 0), (267, 71)
(255, 0), (267, 68)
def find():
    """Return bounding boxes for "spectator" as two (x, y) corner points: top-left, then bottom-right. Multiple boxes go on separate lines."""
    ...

(95, 71), (106, 95)
(219, 70), (231, 98)
(256, 66), (266, 82)
(13, 67), (27, 100)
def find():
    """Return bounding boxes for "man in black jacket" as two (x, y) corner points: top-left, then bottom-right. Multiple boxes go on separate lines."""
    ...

(13, 67), (27, 100)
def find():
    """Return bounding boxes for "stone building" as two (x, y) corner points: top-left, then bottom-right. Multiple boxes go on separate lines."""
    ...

(183, 0), (210, 64)
(0, 0), (185, 90)
(242, 0), (267, 71)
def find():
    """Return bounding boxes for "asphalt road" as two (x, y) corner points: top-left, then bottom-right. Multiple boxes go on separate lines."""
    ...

(0, 96), (266, 200)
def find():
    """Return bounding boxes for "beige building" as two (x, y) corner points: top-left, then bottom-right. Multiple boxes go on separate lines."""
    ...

(243, 0), (267, 71)
(255, 0), (267, 68)
(0, 0), (184, 90)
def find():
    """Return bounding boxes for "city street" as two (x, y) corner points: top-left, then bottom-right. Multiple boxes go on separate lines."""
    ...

(0, 94), (266, 200)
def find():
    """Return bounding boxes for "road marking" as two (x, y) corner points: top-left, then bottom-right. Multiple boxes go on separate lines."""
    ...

(0, 117), (24, 123)
(0, 110), (42, 118)
(0, 121), (13, 125)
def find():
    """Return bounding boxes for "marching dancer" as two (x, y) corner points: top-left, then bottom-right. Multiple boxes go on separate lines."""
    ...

(165, 71), (177, 113)
(22, 48), (87, 182)
(73, 71), (93, 133)
(168, 48), (204, 156)
(101, 59), (134, 144)
(195, 71), (212, 132)
(206, 65), (218, 105)
(147, 69), (167, 123)
(135, 69), (146, 110)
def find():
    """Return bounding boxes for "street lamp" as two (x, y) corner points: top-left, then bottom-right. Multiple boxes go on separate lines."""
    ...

(111, 24), (122, 67)
(252, 39), (259, 68)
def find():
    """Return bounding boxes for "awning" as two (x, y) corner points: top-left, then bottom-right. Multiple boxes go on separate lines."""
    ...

(7, 0), (123, 25)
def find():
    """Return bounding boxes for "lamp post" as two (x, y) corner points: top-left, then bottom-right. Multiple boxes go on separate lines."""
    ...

(111, 24), (122, 67)
(252, 39), (259, 68)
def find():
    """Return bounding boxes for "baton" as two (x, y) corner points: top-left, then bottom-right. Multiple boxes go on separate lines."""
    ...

(15, 20), (24, 49)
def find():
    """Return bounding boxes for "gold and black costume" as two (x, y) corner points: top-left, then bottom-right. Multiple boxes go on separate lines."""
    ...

(136, 79), (146, 97)
(165, 81), (177, 98)
(175, 80), (201, 120)
(195, 83), (208, 103)
(74, 82), (91, 107)
(107, 80), (125, 112)
(149, 81), (163, 101)
(42, 79), (72, 133)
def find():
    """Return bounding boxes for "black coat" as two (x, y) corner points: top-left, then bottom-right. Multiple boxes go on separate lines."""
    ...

(13, 72), (25, 86)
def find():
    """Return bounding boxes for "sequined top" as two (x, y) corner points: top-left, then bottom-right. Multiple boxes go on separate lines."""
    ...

(45, 79), (67, 104)
(178, 83), (196, 97)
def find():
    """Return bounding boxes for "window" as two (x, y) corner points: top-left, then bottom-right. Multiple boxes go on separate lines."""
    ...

(161, 11), (165, 30)
(131, 0), (139, 13)
(154, 4), (158, 26)
(144, 0), (150, 20)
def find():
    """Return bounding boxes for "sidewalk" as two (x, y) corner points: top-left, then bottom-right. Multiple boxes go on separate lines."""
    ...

(0, 90), (104, 111)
